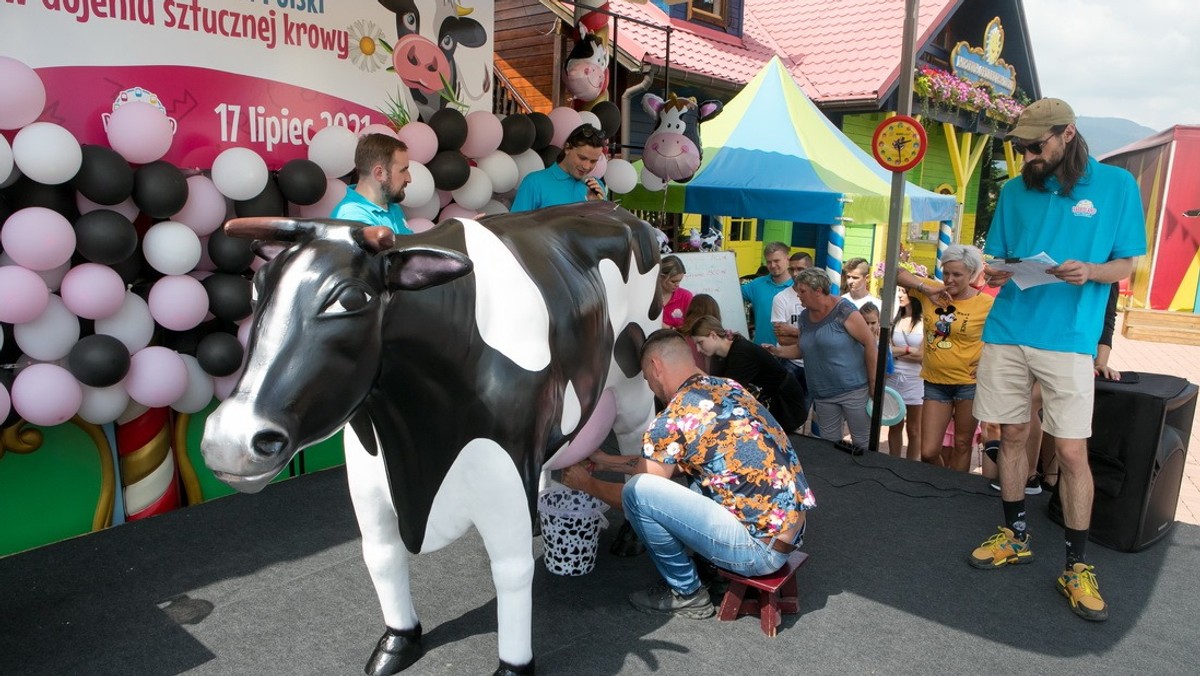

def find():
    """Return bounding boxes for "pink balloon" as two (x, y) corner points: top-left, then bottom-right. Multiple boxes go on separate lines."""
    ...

(461, 111), (504, 159)
(396, 121), (438, 164)
(437, 189), (454, 208)
(105, 101), (175, 164)
(588, 152), (608, 179)
(194, 236), (217, 272)
(77, 193), (140, 221)
(125, 346), (188, 408)
(11, 363), (83, 427)
(0, 265), (50, 324)
(407, 218), (436, 233)
(359, 123), (399, 139)
(547, 107), (584, 149)
(299, 178), (348, 218)
(0, 56), (47, 130)
(59, 263), (126, 320)
(174, 175), (228, 236)
(213, 366), (244, 401)
(438, 203), (478, 222)
(147, 275), (209, 331)
(1, 207), (76, 271)
(236, 317), (253, 349)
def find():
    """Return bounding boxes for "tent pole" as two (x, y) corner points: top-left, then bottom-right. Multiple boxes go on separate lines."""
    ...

(869, 0), (921, 454)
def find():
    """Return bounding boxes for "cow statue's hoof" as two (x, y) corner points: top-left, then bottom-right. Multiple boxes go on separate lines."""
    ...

(493, 657), (535, 676)
(365, 624), (424, 676)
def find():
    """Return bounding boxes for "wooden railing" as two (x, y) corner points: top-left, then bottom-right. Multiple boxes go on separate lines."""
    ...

(493, 68), (532, 116)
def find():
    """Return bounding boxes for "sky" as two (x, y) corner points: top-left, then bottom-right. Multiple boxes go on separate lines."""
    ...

(1022, 0), (1200, 132)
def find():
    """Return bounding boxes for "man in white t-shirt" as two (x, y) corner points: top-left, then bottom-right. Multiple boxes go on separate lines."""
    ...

(771, 252), (812, 411)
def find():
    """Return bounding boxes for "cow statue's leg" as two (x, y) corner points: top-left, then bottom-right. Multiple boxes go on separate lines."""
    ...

(343, 423), (424, 676)
(423, 438), (536, 675)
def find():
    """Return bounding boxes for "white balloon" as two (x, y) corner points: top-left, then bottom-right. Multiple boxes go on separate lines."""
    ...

(641, 168), (666, 192)
(12, 122), (82, 185)
(14, 295), (79, 362)
(95, 292), (154, 352)
(308, 125), (358, 178)
(480, 199), (509, 216)
(476, 151), (519, 194)
(0, 134), (12, 185)
(578, 111), (602, 132)
(402, 194), (441, 222)
(401, 161), (435, 207)
(173, 354), (215, 414)
(211, 147), (269, 201)
(143, 221), (202, 275)
(34, 259), (72, 293)
(0, 164), (20, 189)
(450, 167), (493, 211)
(78, 383), (131, 425)
(604, 158), (639, 194)
(513, 149), (544, 183)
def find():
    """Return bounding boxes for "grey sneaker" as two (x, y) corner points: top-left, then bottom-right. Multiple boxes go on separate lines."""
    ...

(989, 474), (1043, 496)
(628, 580), (715, 619)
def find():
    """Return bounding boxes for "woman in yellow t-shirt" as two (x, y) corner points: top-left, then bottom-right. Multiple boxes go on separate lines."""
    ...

(896, 245), (993, 471)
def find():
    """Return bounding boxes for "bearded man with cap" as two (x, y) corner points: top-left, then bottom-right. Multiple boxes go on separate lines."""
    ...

(969, 98), (1146, 622)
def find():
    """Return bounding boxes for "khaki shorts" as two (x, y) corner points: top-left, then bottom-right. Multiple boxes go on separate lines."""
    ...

(973, 343), (1094, 439)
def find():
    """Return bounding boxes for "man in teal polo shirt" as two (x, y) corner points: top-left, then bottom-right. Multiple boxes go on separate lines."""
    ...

(740, 241), (794, 344)
(331, 133), (413, 235)
(969, 98), (1146, 623)
(511, 124), (607, 212)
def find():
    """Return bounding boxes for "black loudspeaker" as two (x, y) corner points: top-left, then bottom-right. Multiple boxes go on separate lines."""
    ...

(1049, 372), (1196, 552)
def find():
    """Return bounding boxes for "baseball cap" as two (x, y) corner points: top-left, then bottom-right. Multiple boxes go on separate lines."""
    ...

(1007, 98), (1076, 141)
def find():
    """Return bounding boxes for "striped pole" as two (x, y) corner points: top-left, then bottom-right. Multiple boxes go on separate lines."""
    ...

(935, 219), (953, 281)
(116, 404), (181, 521)
(826, 222), (846, 295)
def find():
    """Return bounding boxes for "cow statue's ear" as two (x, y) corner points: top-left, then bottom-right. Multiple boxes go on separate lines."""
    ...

(698, 100), (724, 121)
(385, 246), (473, 291)
(642, 93), (665, 116)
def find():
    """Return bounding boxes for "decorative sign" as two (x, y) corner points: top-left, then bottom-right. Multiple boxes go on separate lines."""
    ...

(871, 115), (927, 173)
(950, 17), (1017, 96)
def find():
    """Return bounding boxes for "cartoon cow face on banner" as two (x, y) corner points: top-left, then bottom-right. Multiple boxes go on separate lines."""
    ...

(379, 0), (490, 121)
(564, 23), (610, 103)
(641, 93), (722, 184)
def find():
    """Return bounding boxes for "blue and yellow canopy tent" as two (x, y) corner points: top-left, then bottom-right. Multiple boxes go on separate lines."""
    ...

(620, 56), (957, 286)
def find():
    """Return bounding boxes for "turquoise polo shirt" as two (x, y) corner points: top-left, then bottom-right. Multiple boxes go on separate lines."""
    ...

(741, 274), (794, 344)
(982, 157), (1145, 355)
(510, 163), (605, 212)
(330, 185), (412, 235)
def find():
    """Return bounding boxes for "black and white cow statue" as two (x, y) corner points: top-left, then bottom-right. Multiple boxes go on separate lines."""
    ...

(641, 92), (723, 184)
(201, 202), (661, 676)
(379, 0), (489, 122)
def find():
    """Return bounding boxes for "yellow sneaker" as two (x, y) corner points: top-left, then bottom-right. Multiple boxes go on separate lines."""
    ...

(1058, 563), (1109, 621)
(968, 527), (1034, 569)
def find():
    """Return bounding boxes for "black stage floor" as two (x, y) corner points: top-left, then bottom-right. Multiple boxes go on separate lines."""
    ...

(1, 436), (1195, 675)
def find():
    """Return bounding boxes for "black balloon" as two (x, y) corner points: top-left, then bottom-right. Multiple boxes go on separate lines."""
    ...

(73, 145), (134, 206)
(203, 272), (253, 322)
(427, 150), (471, 191)
(110, 251), (148, 286)
(234, 177), (286, 218)
(67, 334), (131, 388)
(591, 101), (621, 137)
(196, 332), (244, 377)
(429, 108), (468, 151)
(133, 161), (188, 219)
(538, 145), (563, 169)
(4, 176), (79, 220)
(498, 114), (536, 155)
(0, 323), (20, 365)
(277, 159), (327, 205)
(0, 367), (17, 428)
(528, 112), (555, 150)
(74, 209), (139, 265)
(208, 227), (255, 273)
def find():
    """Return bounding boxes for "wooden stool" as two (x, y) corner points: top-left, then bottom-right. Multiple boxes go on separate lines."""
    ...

(717, 550), (808, 636)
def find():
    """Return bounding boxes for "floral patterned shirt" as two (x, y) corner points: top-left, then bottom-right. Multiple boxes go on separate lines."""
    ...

(643, 374), (816, 538)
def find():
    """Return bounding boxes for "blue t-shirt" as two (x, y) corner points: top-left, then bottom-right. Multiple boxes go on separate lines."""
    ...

(982, 157), (1146, 355)
(741, 275), (794, 344)
(510, 163), (605, 212)
(330, 185), (412, 235)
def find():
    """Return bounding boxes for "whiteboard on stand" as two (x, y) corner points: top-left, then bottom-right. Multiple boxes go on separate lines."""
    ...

(674, 251), (748, 336)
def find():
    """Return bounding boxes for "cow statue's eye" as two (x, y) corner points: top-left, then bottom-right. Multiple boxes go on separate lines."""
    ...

(440, 34), (455, 51)
(323, 286), (374, 315)
(402, 12), (417, 31)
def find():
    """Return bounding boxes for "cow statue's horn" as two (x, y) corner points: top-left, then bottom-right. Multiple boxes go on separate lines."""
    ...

(454, 1), (473, 16)
(225, 217), (321, 242)
(358, 226), (396, 254)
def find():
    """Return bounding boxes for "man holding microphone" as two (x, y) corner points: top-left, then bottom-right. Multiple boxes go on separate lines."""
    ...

(511, 124), (608, 212)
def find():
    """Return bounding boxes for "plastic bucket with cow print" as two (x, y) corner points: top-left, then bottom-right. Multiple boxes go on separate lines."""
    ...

(537, 486), (610, 576)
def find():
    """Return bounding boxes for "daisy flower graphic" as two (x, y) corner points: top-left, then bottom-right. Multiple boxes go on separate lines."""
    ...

(348, 20), (389, 72)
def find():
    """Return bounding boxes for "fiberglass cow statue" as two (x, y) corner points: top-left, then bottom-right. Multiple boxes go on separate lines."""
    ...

(201, 201), (661, 676)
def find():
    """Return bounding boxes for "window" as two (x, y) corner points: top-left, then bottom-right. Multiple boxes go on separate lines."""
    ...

(688, 0), (727, 27)
(727, 216), (757, 241)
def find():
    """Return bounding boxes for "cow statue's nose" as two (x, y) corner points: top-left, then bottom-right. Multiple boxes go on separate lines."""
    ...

(251, 429), (290, 458)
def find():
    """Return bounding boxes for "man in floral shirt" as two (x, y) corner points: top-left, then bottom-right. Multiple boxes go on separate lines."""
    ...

(566, 329), (815, 618)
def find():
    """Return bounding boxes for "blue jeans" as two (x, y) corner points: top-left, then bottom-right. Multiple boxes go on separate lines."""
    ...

(621, 474), (796, 595)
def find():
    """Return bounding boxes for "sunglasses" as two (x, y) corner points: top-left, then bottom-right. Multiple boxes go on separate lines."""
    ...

(1013, 132), (1060, 156)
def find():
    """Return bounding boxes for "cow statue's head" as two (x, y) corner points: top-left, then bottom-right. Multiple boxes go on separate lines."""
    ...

(201, 218), (472, 493)
(641, 93), (723, 184)
(564, 23), (610, 102)
(379, 0), (488, 121)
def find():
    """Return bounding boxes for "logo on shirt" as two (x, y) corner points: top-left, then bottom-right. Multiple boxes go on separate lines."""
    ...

(1072, 199), (1097, 218)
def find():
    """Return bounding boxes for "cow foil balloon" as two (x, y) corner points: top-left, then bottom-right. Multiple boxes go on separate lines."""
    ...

(564, 23), (609, 103)
(641, 92), (723, 184)
(201, 202), (662, 676)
